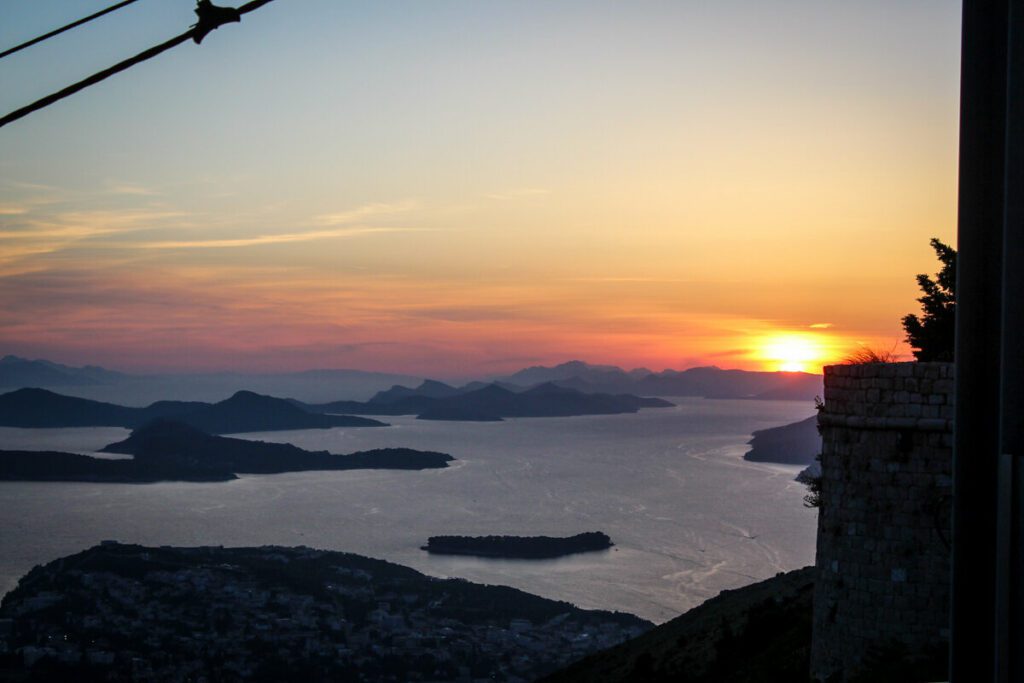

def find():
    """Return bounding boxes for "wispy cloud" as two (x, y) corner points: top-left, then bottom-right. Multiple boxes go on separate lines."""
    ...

(566, 276), (691, 283)
(0, 211), (181, 244)
(0, 205), (28, 215)
(314, 201), (418, 226)
(134, 226), (427, 250)
(106, 183), (158, 196)
(809, 322), (833, 329)
(0, 209), (183, 264)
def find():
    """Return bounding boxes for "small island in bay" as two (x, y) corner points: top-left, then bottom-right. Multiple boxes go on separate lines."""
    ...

(422, 532), (613, 559)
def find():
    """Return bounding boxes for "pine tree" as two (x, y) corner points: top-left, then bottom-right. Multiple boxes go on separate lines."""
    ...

(901, 238), (956, 361)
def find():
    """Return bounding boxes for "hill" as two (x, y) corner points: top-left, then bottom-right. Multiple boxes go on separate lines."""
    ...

(743, 416), (821, 465)
(300, 382), (674, 421)
(542, 567), (814, 683)
(0, 388), (386, 433)
(0, 543), (650, 681)
(0, 388), (136, 427)
(175, 390), (386, 433)
(101, 419), (453, 473)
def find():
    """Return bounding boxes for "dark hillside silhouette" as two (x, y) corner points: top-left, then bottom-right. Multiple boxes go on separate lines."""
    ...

(0, 388), (385, 433)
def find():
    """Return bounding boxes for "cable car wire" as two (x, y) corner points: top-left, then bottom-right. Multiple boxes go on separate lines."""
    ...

(0, 0), (279, 130)
(0, 0), (143, 61)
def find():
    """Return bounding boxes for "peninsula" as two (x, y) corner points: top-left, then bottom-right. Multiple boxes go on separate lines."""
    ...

(422, 532), (614, 559)
(743, 415), (820, 465)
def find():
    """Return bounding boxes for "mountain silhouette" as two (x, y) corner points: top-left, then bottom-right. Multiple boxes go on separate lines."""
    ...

(300, 382), (673, 421)
(0, 355), (126, 387)
(102, 420), (452, 473)
(176, 390), (386, 434)
(0, 388), (386, 433)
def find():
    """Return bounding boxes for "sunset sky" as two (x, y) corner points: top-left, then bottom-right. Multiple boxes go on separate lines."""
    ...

(0, 1), (961, 377)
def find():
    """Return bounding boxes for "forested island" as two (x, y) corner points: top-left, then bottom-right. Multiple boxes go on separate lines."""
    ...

(0, 420), (454, 483)
(0, 449), (237, 483)
(0, 388), (387, 433)
(422, 532), (613, 559)
(298, 382), (673, 422)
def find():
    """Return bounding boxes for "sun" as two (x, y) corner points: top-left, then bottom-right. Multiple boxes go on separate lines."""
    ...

(757, 333), (828, 373)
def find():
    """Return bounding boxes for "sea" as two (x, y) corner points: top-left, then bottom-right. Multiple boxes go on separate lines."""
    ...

(0, 398), (817, 624)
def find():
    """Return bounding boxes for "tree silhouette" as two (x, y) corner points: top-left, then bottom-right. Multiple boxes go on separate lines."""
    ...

(901, 238), (956, 362)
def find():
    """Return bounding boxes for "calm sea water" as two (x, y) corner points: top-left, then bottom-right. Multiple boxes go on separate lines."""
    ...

(0, 399), (817, 623)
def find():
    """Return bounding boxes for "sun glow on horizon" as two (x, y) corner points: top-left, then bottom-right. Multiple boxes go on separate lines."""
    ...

(755, 332), (837, 373)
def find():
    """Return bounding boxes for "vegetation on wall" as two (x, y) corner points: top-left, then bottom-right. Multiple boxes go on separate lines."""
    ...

(901, 238), (956, 362)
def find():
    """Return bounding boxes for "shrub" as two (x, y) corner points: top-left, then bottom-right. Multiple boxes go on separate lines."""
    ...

(901, 238), (956, 362)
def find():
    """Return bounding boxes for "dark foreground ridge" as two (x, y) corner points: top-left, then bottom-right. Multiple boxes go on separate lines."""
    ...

(0, 420), (453, 483)
(423, 532), (613, 559)
(0, 542), (650, 682)
(542, 567), (814, 683)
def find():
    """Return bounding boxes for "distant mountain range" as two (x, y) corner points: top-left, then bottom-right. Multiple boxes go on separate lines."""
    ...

(298, 380), (674, 421)
(0, 355), (127, 387)
(0, 356), (421, 404)
(0, 388), (386, 433)
(0, 356), (822, 407)
(491, 360), (823, 401)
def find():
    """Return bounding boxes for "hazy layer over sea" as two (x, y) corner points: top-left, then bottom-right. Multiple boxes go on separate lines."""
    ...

(0, 398), (817, 623)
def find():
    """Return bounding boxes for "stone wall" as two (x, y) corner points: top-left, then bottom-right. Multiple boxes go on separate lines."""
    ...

(810, 361), (953, 681)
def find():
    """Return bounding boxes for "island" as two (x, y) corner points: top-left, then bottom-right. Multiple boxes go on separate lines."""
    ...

(0, 388), (388, 433)
(0, 449), (236, 483)
(422, 532), (613, 559)
(300, 382), (674, 422)
(0, 420), (454, 483)
(0, 542), (649, 681)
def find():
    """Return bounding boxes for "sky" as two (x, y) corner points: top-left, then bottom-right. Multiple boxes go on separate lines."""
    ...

(0, 1), (961, 377)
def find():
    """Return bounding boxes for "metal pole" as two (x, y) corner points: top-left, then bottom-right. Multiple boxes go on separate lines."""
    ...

(952, 1), (1007, 680)
(997, 1), (1024, 679)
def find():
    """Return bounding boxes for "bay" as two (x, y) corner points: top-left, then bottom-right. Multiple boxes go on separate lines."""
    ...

(0, 398), (818, 623)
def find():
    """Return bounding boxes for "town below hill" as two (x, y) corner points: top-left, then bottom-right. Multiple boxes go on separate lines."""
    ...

(0, 542), (650, 682)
